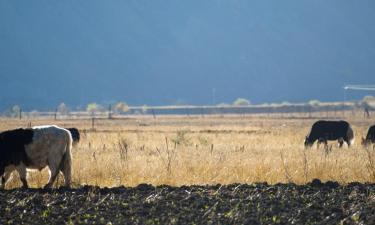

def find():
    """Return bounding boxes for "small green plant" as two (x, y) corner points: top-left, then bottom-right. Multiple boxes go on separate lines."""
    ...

(198, 136), (210, 146)
(41, 208), (50, 218)
(171, 130), (191, 146)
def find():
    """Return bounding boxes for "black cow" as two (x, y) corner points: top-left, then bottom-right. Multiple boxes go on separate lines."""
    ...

(361, 125), (375, 149)
(66, 128), (80, 145)
(0, 125), (72, 189)
(304, 120), (354, 148)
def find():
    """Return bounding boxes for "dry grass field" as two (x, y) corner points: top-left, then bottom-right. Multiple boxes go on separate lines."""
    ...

(1, 113), (375, 189)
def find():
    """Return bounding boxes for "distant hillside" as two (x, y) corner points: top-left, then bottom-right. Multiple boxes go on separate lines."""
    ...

(1, 1), (375, 111)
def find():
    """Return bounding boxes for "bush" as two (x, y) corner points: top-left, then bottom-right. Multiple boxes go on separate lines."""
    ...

(216, 103), (230, 107)
(308, 100), (321, 107)
(233, 98), (251, 106)
(86, 103), (104, 115)
(57, 103), (69, 115)
(10, 105), (21, 118)
(114, 102), (129, 114)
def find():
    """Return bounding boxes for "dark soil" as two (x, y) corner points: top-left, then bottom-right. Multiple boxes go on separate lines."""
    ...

(1, 180), (374, 225)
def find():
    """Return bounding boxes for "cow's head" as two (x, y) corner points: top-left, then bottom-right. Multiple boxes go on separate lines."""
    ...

(304, 136), (313, 148)
(361, 137), (369, 147)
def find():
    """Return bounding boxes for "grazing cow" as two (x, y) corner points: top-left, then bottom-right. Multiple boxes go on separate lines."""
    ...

(362, 125), (375, 149)
(304, 120), (354, 148)
(0, 125), (72, 189)
(66, 128), (80, 145)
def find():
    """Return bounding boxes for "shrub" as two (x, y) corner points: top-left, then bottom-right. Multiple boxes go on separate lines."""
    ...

(57, 103), (69, 115)
(233, 98), (251, 106)
(114, 102), (129, 114)
(308, 100), (321, 107)
(86, 103), (104, 115)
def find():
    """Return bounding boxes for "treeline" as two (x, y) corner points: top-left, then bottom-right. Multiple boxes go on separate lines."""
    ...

(2, 101), (374, 119)
(2, 96), (374, 119)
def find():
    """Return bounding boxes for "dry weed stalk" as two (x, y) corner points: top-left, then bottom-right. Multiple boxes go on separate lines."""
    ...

(280, 151), (293, 183)
(118, 138), (129, 161)
(364, 147), (375, 181)
(301, 150), (309, 183)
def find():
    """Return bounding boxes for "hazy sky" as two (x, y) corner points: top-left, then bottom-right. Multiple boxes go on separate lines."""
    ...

(1, 0), (375, 110)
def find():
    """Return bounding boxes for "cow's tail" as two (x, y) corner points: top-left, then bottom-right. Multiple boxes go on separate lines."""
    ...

(347, 125), (355, 146)
(59, 131), (73, 187)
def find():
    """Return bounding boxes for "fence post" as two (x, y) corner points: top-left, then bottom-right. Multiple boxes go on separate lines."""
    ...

(185, 108), (190, 118)
(19, 108), (22, 120)
(108, 104), (112, 119)
(91, 117), (95, 129)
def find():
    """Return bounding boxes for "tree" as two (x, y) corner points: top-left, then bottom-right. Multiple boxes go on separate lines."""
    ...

(359, 95), (375, 110)
(362, 95), (375, 105)
(29, 110), (40, 118)
(141, 105), (148, 114)
(114, 102), (129, 114)
(233, 98), (251, 106)
(11, 105), (21, 118)
(86, 103), (103, 115)
(216, 102), (230, 107)
(57, 103), (69, 115)
(363, 95), (375, 101)
(308, 99), (321, 107)
(281, 101), (291, 106)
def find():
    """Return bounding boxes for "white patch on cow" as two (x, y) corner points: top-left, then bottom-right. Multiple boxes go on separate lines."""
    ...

(26, 126), (67, 170)
(350, 137), (355, 145)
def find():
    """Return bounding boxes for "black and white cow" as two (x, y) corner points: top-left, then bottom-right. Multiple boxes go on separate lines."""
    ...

(0, 125), (72, 189)
(304, 120), (354, 148)
(362, 125), (375, 149)
(66, 128), (80, 145)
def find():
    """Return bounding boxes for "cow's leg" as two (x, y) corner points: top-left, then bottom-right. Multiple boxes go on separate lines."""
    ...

(45, 147), (68, 189)
(317, 138), (323, 149)
(44, 164), (60, 189)
(60, 159), (71, 188)
(338, 138), (344, 148)
(344, 138), (351, 148)
(58, 147), (72, 188)
(322, 139), (329, 154)
(16, 164), (28, 188)
(1, 170), (14, 189)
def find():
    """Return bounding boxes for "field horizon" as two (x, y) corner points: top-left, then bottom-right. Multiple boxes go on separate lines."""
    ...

(1, 113), (375, 189)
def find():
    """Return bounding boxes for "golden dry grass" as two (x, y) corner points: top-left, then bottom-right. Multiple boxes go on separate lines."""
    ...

(1, 113), (375, 188)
